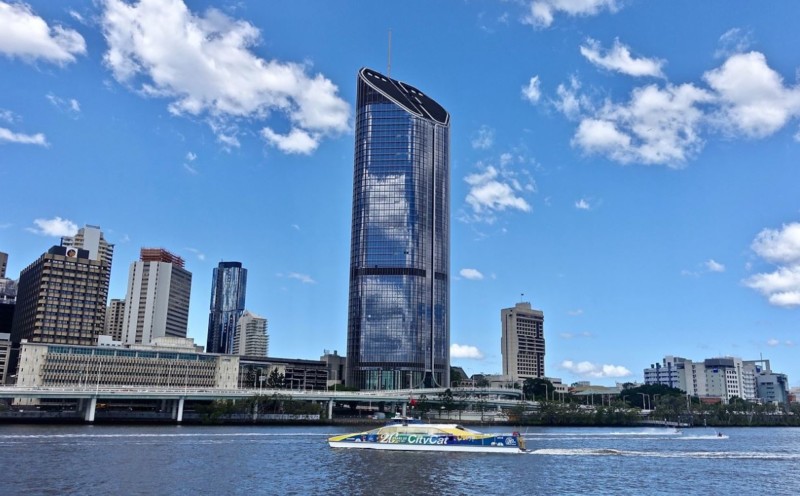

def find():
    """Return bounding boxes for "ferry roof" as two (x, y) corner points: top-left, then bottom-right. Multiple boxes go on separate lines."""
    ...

(359, 67), (449, 126)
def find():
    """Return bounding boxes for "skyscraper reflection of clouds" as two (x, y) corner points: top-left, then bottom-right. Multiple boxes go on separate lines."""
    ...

(346, 68), (450, 390)
(207, 262), (247, 354)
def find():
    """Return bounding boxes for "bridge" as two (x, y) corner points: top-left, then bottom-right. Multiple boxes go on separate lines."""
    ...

(0, 386), (525, 423)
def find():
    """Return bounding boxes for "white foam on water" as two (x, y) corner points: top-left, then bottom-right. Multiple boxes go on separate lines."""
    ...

(0, 432), (329, 440)
(523, 429), (680, 438)
(528, 448), (800, 460)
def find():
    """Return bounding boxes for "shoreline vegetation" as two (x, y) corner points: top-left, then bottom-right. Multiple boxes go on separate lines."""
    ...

(2, 384), (798, 427)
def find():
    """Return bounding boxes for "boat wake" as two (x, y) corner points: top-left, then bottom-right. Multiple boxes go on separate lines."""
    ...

(529, 448), (798, 460)
(0, 432), (327, 440)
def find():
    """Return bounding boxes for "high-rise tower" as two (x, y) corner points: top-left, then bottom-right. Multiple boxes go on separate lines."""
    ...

(122, 248), (192, 344)
(11, 246), (109, 346)
(346, 68), (450, 390)
(501, 301), (546, 382)
(206, 261), (247, 354)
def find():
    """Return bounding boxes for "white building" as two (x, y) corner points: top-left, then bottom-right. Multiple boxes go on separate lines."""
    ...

(61, 225), (114, 270)
(122, 249), (191, 345)
(232, 310), (268, 356)
(501, 301), (545, 382)
(644, 355), (785, 403)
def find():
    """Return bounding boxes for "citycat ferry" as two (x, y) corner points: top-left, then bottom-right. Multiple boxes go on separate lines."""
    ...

(328, 418), (526, 453)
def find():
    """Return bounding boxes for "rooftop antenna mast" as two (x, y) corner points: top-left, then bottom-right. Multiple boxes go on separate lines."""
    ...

(387, 29), (392, 76)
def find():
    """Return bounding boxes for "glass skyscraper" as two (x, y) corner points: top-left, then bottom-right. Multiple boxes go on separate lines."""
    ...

(346, 68), (450, 390)
(206, 261), (247, 354)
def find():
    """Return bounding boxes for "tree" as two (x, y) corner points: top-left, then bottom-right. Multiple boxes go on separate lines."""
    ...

(438, 388), (455, 412)
(450, 367), (467, 385)
(267, 368), (285, 389)
(523, 378), (555, 401)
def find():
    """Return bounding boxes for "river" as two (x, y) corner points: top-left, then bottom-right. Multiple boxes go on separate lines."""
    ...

(1, 424), (798, 495)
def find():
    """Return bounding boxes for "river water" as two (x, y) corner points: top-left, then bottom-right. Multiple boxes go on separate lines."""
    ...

(1, 424), (799, 495)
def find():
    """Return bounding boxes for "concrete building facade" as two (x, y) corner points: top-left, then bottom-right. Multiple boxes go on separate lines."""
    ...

(61, 225), (114, 271)
(16, 337), (239, 389)
(11, 246), (109, 346)
(232, 310), (267, 357)
(104, 298), (126, 342)
(501, 301), (546, 382)
(644, 355), (788, 404)
(122, 248), (192, 345)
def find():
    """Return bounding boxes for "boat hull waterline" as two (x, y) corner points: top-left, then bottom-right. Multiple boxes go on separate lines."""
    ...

(328, 421), (526, 453)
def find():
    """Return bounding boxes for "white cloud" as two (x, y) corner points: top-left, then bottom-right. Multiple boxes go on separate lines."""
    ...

(0, 127), (48, 146)
(291, 224), (300, 231)
(450, 343), (484, 359)
(261, 127), (318, 155)
(571, 83), (712, 166)
(580, 38), (664, 78)
(459, 268), (484, 280)
(46, 93), (81, 115)
(557, 51), (800, 166)
(0, 1), (86, 65)
(471, 125), (494, 150)
(744, 222), (800, 308)
(705, 259), (725, 272)
(751, 223), (800, 265)
(553, 76), (591, 120)
(704, 52), (800, 139)
(464, 164), (532, 222)
(0, 109), (14, 123)
(101, 0), (349, 152)
(567, 309), (584, 316)
(522, 76), (542, 104)
(287, 272), (316, 284)
(27, 216), (78, 237)
(185, 247), (205, 261)
(715, 28), (753, 59)
(560, 359), (631, 378)
(183, 163), (198, 175)
(522, 0), (619, 28)
(767, 338), (780, 347)
(186, 152), (197, 161)
(575, 198), (591, 210)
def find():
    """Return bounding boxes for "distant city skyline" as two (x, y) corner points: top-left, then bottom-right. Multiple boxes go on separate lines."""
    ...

(2, 1), (799, 387)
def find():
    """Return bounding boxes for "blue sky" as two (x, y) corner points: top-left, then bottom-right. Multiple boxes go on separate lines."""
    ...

(2, 0), (799, 387)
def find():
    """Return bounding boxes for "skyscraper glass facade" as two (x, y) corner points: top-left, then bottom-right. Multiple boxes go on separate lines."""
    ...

(346, 68), (450, 390)
(206, 262), (247, 354)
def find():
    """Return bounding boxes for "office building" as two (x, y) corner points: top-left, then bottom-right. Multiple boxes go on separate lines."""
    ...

(104, 298), (126, 341)
(346, 67), (451, 390)
(238, 356), (328, 391)
(10, 246), (109, 346)
(61, 225), (115, 269)
(757, 372), (790, 404)
(321, 350), (345, 388)
(501, 301), (546, 382)
(232, 310), (267, 357)
(206, 261), (247, 354)
(16, 337), (238, 390)
(0, 332), (10, 384)
(0, 276), (16, 334)
(0, 251), (7, 278)
(644, 355), (789, 403)
(122, 248), (192, 344)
